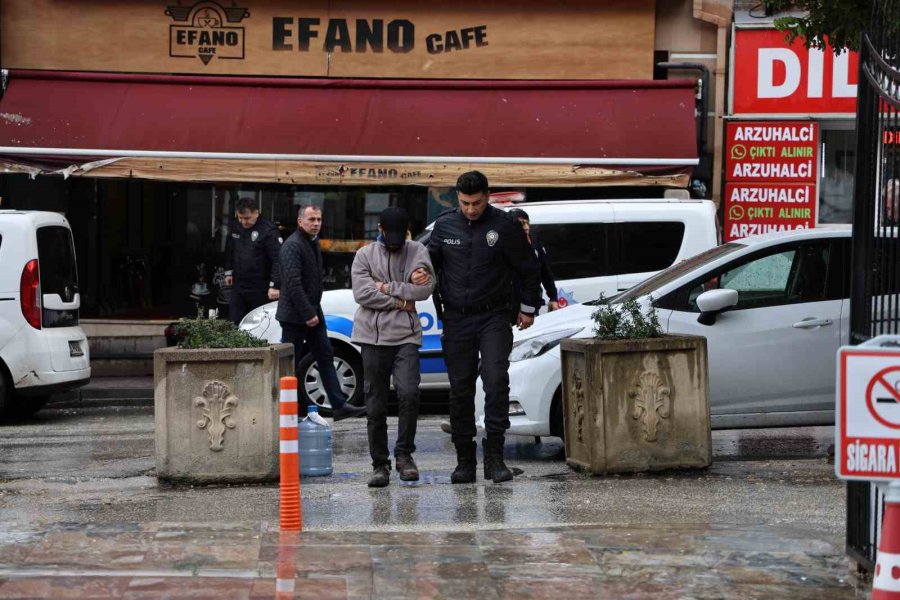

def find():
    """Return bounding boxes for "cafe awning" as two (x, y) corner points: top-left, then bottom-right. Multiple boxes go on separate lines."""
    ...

(0, 70), (698, 187)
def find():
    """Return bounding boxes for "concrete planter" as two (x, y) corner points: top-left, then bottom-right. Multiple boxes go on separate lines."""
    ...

(560, 335), (711, 474)
(154, 344), (294, 484)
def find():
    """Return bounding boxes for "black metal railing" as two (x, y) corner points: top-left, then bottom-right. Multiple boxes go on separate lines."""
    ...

(847, 0), (900, 573)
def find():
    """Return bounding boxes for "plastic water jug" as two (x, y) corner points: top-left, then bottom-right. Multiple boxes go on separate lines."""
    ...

(298, 405), (333, 477)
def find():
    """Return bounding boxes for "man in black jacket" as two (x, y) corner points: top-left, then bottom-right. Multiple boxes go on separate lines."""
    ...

(224, 197), (282, 325)
(428, 171), (541, 484)
(277, 205), (366, 422)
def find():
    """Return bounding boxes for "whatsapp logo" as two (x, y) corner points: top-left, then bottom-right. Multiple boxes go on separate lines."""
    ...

(730, 144), (747, 160)
(728, 205), (745, 221)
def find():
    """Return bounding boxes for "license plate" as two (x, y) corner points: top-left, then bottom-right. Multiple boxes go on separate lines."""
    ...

(68, 341), (84, 357)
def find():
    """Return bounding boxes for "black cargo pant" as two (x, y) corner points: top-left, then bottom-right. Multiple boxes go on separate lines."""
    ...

(229, 285), (270, 325)
(441, 309), (513, 446)
(360, 343), (421, 469)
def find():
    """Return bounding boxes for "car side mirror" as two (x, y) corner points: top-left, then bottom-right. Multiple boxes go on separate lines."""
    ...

(696, 289), (738, 326)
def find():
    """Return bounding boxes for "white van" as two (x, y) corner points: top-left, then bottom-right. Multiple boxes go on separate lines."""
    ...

(241, 199), (718, 412)
(0, 211), (91, 420)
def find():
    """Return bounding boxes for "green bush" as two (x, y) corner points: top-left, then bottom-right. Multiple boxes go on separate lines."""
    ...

(591, 296), (663, 340)
(175, 315), (268, 349)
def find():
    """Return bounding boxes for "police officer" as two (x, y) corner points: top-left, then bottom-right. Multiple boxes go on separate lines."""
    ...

(508, 208), (560, 312)
(428, 171), (540, 484)
(224, 197), (282, 325)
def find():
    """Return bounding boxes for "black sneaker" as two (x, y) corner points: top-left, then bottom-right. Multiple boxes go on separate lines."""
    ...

(333, 403), (367, 422)
(368, 465), (390, 488)
(395, 454), (420, 481)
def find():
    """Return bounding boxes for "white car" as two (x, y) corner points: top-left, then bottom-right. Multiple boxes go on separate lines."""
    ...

(242, 198), (718, 412)
(477, 226), (852, 437)
(0, 211), (91, 421)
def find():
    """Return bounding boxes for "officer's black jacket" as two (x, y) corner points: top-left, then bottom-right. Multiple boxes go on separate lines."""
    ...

(223, 217), (282, 289)
(427, 205), (541, 314)
(535, 236), (558, 303)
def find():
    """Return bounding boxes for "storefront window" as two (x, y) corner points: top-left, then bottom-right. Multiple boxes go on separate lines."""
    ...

(819, 124), (857, 224)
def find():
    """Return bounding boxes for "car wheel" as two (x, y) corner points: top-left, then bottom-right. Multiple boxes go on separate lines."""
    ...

(11, 395), (50, 419)
(296, 344), (363, 416)
(550, 387), (565, 441)
(0, 371), (10, 423)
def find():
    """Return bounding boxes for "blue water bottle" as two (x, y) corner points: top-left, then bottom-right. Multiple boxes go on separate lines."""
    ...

(298, 405), (333, 477)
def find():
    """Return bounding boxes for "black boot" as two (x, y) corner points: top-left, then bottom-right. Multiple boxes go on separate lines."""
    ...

(395, 453), (420, 482)
(368, 464), (390, 488)
(484, 435), (513, 483)
(450, 441), (477, 484)
(482, 437), (495, 480)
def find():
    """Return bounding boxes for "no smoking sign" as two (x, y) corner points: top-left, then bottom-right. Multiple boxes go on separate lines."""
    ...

(837, 340), (900, 481)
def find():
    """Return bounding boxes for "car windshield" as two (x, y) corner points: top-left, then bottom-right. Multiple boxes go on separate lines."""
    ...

(608, 242), (747, 304)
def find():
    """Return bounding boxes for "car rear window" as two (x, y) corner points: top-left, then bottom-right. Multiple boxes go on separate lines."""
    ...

(612, 222), (686, 275)
(530, 223), (611, 280)
(531, 221), (686, 281)
(37, 225), (79, 328)
(38, 226), (78, 296)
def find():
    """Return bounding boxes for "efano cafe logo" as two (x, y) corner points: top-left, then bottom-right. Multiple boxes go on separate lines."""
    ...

(166, 2), (250, 65)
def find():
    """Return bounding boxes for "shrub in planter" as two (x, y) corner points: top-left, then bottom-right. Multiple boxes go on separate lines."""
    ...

(174, 315), (268, 349)
(560, 297), (711, 474)
(154, 314), (293, 484)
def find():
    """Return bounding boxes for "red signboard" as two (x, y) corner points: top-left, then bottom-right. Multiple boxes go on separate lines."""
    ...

(724, 120), (819, 241)
(726, 121), (818, 182)
(723, 183), (816, 241)
(836, 346), (900, 482)
(732, 29), (858, 115)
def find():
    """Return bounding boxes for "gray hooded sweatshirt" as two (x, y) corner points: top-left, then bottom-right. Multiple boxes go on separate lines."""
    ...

(350, 240), (435, 346)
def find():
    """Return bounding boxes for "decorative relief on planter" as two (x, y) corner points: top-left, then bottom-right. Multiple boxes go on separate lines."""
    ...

(195, 381), (237, 452)
(572, 367), (586, 443)
(629, 357), (671, 442)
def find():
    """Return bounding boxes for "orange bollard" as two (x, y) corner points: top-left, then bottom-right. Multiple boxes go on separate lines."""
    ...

(874, 491), (900, 599)
(275, 531), (299, 599)
(279, 376), (302, 532)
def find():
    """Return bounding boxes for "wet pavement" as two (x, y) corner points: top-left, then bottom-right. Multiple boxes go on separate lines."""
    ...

(0, 405), (866, 598)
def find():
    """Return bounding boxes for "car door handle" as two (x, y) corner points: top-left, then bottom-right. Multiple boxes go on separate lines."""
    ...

(792, 318), (833, 329)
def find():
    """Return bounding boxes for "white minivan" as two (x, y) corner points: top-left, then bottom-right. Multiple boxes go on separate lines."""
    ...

(241, 198), (718, 412)
(0, 211), (91, 420)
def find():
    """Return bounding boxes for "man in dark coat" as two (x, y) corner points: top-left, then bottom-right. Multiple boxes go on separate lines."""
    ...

(277, 204), (366, 422)
(224, 197), (282, 325)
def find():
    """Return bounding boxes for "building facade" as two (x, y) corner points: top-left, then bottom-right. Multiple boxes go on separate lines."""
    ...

(724, 6), (859, 241)
(0, 0), (729, 325)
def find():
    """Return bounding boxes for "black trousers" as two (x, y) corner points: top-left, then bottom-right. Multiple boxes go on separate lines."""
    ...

(441, 310), (513, 445)
(360, 343), (421, 469)
(280, 315), (349, 411)
(229, 286), (269, 325)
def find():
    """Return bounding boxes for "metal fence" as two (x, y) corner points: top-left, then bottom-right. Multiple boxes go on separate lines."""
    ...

(847, 0), (900, 573)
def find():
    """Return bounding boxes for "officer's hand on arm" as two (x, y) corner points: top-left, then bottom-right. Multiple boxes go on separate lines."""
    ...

(548, 301), (559, 312)
(517, 312), (534, 330)
(305, 315), (320, 327)
(224, 275), (233, 286)
(411, 268), (430, 286)
(395, 298), (417, 313)
(268, 288), (280, 301)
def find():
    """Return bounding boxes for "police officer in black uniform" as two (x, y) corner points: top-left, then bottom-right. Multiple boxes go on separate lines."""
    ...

(224, 197), (282, 324)
(428, 171), (540, 484)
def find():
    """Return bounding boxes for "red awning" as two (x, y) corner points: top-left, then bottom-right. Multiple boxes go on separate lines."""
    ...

(0, 70), (698, 185)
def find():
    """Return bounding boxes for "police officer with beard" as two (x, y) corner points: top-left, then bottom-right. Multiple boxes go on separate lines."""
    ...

(224, 197), (282, 324)
(428, 171), (540, 484)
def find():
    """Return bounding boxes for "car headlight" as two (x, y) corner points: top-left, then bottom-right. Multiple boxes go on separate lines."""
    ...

(240, 307), (269, 331)
(508, 328), (583, 362)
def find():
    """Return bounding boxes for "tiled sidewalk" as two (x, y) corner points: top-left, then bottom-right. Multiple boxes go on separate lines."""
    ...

(0, 521), (859, 599)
